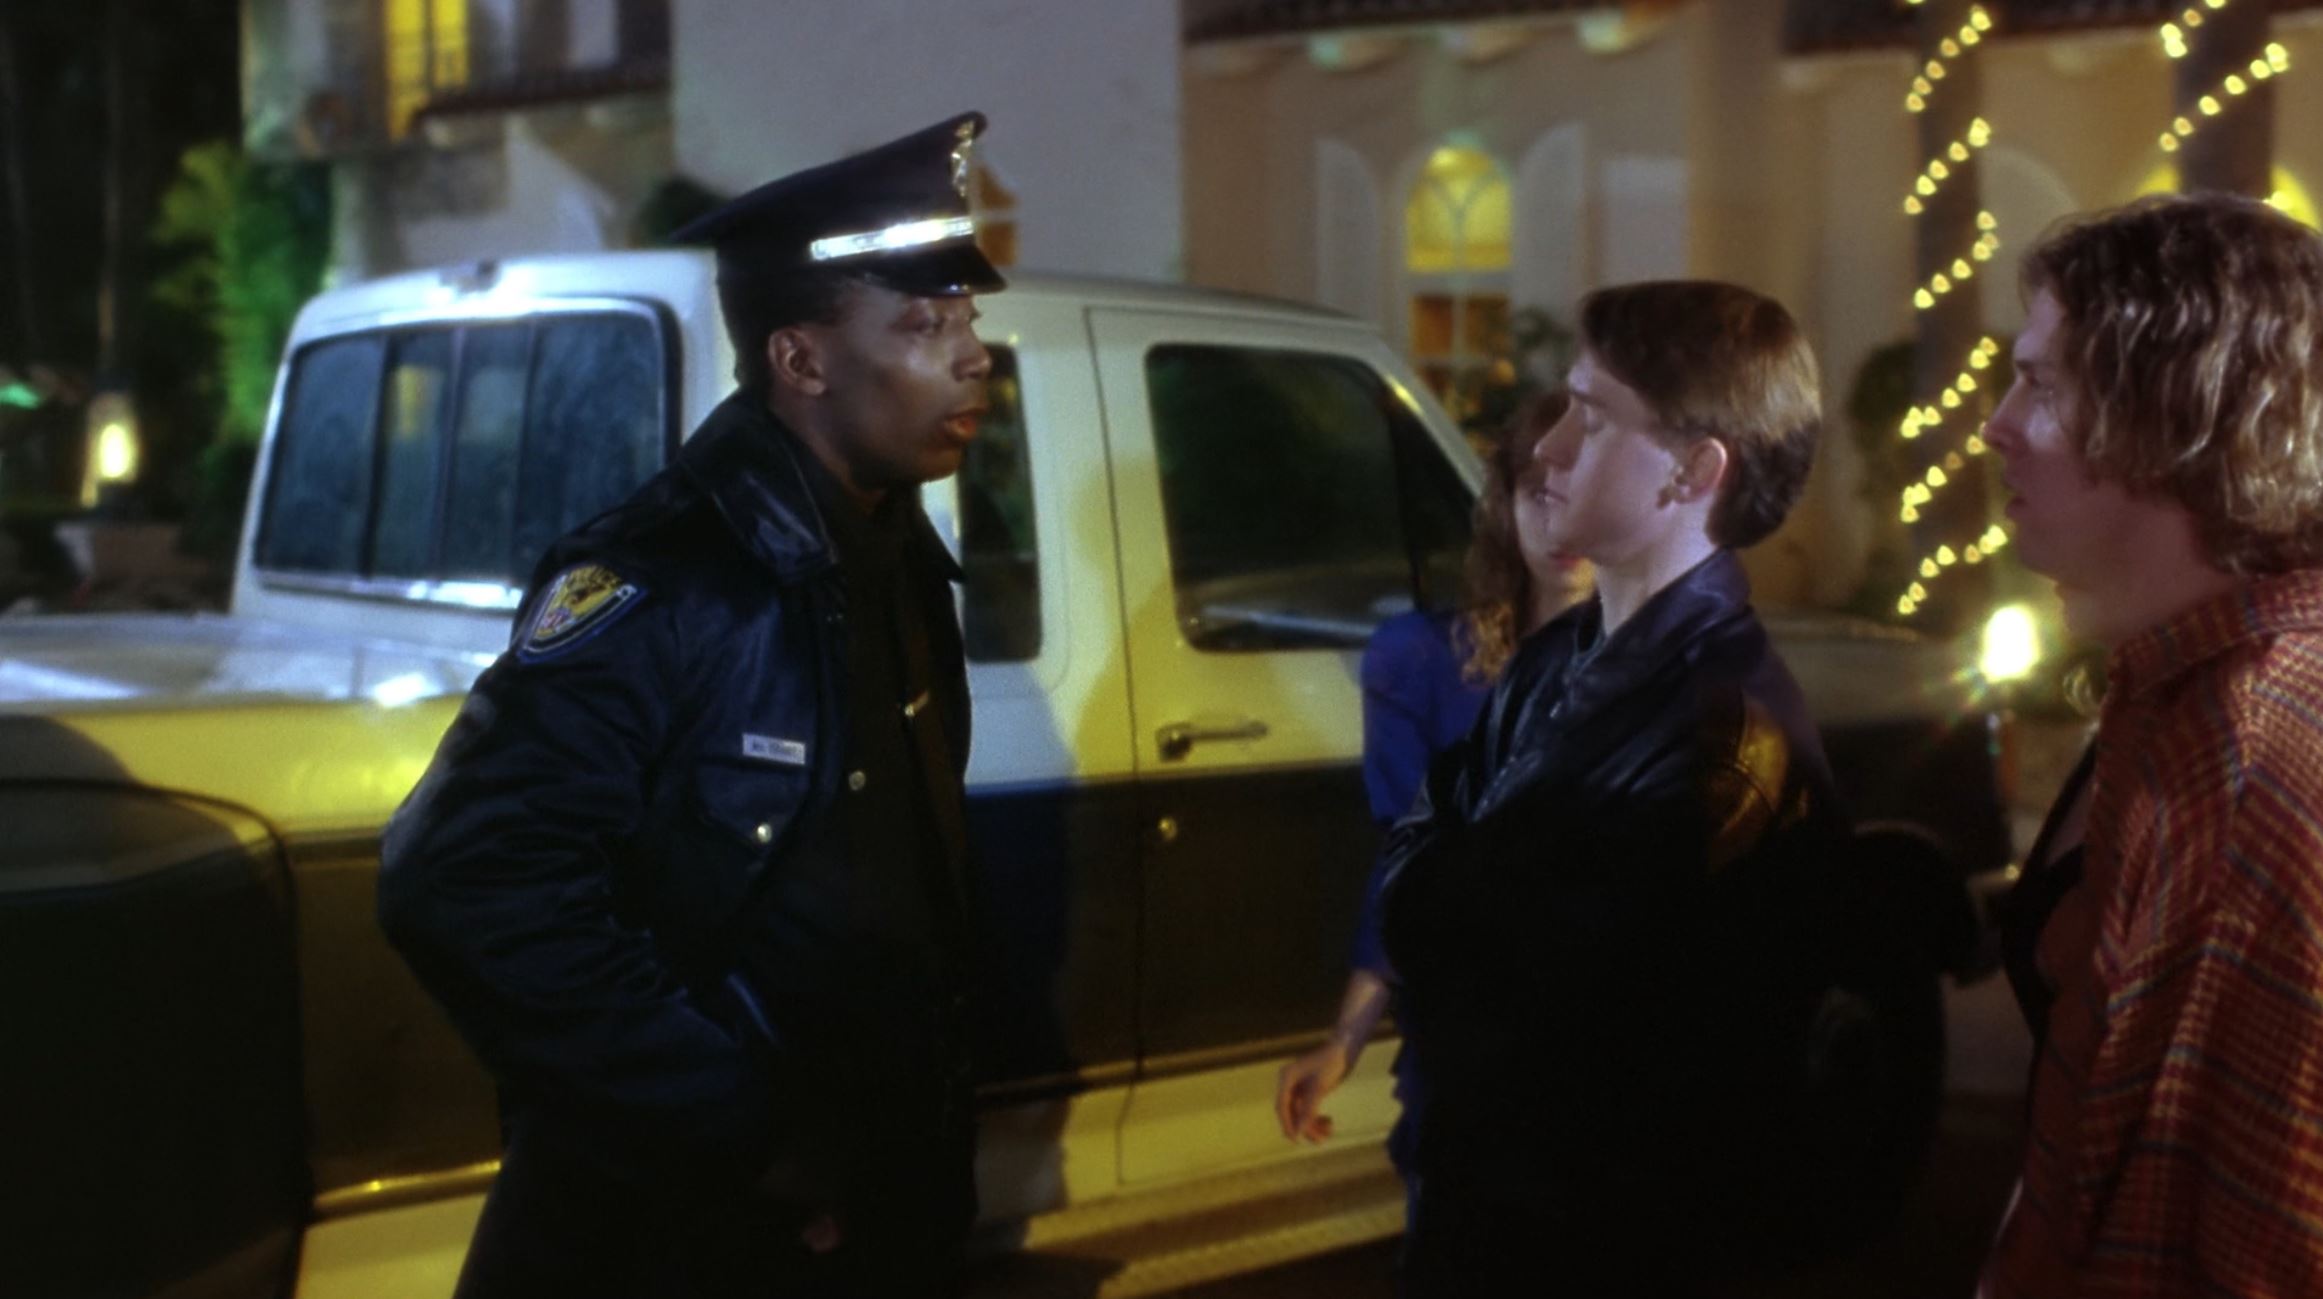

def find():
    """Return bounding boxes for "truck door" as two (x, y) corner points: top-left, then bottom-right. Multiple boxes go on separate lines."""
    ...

(1086, 309), (1476, 1183)
(918, 298), (1145, 1221)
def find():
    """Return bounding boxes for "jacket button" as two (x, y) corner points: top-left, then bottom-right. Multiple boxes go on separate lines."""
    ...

(847, 770), (868, 792)
(753, 822), (774, 844)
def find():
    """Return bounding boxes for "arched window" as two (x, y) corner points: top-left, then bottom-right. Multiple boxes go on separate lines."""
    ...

(1406, 144), (1513, 425)
(972, 163), (1019, 268)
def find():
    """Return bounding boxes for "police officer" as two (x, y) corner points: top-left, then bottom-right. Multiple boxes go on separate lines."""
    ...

(378, 113), (1002, 1298)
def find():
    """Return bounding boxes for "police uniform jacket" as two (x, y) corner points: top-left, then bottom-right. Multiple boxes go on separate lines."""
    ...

(1378, 549), (1844, 1280)
(378, 389), (973, 1203)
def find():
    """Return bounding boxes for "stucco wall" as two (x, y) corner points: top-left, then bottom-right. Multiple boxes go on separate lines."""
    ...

(395, 113), (676, 269)
(673, 0), (1183, 281)
(329, 110), (674, 281)
(1183, 16), (1696, 311)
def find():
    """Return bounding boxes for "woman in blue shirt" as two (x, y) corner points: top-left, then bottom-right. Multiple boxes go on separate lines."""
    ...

(1274, 393), (1590, 1171)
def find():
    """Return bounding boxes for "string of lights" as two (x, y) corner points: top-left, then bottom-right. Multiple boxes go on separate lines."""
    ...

(2158, 38), (2291, 153)
(1912, 215), (2002, 308)
(1905, 5), (1993, 114)
(1896, 337), (2002, 530)
(1897, 524), (2011, 618)
(1894, 2), (2003, 621)
(1903, 118), (1994, 216)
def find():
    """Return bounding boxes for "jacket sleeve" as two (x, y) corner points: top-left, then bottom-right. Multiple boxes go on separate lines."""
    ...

(377, 572), (769, 1183)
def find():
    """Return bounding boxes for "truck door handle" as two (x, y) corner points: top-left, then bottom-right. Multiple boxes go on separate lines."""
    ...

(1155, 716), (1270, 761)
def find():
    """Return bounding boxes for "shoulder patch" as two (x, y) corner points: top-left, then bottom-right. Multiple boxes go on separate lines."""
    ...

(518, 563), (646, 661)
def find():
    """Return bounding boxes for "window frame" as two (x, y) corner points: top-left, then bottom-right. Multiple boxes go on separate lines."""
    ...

(1139, 340), (1477, 653)
(952, 344), (1042, 664)
(1404, 144), (1516, 423)
(252, 297), (677, 612)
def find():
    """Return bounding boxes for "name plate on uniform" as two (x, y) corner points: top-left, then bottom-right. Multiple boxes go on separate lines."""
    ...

(742, 734), (808, 767)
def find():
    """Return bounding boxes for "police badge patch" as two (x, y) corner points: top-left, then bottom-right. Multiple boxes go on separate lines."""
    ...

(517, 563), (644, 661)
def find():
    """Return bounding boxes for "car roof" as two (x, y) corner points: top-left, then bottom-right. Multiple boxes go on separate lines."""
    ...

(293, 249), (1353, 338)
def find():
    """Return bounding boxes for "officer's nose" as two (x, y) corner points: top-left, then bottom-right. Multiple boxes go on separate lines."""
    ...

(956, 322), (992, 383)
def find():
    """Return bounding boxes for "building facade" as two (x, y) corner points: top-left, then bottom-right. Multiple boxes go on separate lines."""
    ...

(1182, 0), (2323, 605)
(241, 0), (1183, 283)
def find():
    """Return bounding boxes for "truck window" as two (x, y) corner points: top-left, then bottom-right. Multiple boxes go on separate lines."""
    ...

(369, 331), (455, 578)
(258, 335), (387, 575)
(513, 317), (663, 574)
(440, 324), (533, 580)
(255, 311), (666, 597)
(1145, 344), (1471, 651)
(958, 346), (1038, 662)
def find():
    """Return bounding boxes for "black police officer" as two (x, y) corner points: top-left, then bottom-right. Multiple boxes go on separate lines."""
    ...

(378, 113), (1002, 1298)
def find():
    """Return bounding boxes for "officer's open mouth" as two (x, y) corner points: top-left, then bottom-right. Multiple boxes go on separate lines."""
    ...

(941, 408), (986, 442)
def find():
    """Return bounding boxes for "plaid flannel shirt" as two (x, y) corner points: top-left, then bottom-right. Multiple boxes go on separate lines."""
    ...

(1984, 569), (2323, 1298)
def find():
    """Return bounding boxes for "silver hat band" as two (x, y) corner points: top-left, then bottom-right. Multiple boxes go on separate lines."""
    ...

(808, 215), (977, 264)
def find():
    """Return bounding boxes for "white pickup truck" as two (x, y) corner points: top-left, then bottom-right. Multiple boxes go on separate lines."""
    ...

(0, 253), (2013, 1298)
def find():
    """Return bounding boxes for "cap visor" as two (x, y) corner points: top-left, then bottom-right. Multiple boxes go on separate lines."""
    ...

(851, 242), (1007, 296)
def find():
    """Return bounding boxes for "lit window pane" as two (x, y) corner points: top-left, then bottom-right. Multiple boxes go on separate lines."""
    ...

(1406, 146), (1512, 274)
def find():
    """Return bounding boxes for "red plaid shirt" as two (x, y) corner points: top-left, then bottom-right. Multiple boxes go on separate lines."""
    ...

(1984, 570), (2323, 1298)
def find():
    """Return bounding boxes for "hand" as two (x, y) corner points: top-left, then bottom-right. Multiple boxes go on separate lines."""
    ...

(799, 1212), (844, 1254)
(1275, 1035), (1356, 1144)
(755, 1158), (844, 1253)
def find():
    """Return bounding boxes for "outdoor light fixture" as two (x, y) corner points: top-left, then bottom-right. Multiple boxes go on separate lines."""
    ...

(1979, 603), (2043, 684)
(80, 391), (140, 507)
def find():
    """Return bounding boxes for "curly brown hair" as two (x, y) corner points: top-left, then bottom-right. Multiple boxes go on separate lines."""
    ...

(1459, 391), (1570, 684)
(2023, 193), (2323, 575)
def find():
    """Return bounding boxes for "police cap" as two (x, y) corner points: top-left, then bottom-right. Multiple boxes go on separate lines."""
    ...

(673, 111), (1005, 297)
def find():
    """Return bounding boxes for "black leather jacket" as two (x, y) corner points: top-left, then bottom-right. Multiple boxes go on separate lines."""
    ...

(1379, 549), (1843, 1253)
(378, 392), (970, 1189)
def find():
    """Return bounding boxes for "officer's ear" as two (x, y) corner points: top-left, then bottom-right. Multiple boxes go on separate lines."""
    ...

(766, 327), (828, 399)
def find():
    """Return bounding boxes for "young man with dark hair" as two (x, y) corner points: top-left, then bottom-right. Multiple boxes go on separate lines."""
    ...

(379, 114), (1001, 1298)
(1378, 279), (1840, 1294)
(1982, 193), (2323, 1299)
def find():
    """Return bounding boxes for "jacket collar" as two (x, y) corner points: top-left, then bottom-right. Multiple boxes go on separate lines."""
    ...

(1470, 548), (1757, 817)
(1549, 548), (1755, 716)
(676, 391), (964, 586)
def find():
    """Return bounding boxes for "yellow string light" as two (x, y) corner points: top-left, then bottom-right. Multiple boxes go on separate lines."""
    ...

(1897, 525), (2012, 617)
(1896, 17), (2003, 623)
(1903, 119), (1993, 215)
(1894, 337), (2000, 449)
(2162, 0), (2238, 60)
(1912, 221), (2003, 308)
(2159, 35), (2290, 154)
(1905, 5), (1993, 113)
